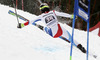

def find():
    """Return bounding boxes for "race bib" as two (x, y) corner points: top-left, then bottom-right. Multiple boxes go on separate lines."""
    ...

(45, 15), (55, 24)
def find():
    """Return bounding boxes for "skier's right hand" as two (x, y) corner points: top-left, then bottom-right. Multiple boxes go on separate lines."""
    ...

(17, 23), (25, 28)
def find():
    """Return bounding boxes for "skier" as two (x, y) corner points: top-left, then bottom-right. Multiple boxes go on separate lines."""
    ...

(17, 3), (86, 53)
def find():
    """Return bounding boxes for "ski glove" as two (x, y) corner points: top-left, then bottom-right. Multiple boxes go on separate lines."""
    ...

(17, 23), (25, 28)
(71, 15), (74, 19)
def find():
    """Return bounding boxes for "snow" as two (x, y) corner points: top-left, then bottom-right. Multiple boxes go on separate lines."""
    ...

(0, 4), (100, 60)
(91, 28), (99, 36)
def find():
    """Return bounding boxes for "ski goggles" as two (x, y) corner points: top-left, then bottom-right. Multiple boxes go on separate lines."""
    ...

(40, 6), (49, 10)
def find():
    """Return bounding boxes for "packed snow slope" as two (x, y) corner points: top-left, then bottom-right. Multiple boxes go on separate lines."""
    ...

(0, 4), (100, 60)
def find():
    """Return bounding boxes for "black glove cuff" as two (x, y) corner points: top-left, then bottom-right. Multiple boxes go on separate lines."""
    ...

(17, 23), (22, 28)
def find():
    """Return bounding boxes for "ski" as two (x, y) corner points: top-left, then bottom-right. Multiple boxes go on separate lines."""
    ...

(88, 52), (97, 59)
(8, 10), (29, 21)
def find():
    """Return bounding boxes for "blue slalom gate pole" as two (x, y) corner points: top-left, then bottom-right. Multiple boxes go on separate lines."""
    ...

(87, 0), (90, 60)
(70, 14), (76, 60)
(70, 0), (77, 60)
(87, 21), (89, 60)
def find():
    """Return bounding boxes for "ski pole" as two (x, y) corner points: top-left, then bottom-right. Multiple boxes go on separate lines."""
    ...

(12, 0), (20, 25)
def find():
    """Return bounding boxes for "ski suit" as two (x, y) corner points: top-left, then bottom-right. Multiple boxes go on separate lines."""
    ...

(25, 10), (79, 47)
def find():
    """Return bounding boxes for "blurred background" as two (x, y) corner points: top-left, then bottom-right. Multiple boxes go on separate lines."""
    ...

(0, 0), (100, 31)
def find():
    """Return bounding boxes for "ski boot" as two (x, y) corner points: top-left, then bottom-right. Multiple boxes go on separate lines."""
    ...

(77, 44), (86, 53)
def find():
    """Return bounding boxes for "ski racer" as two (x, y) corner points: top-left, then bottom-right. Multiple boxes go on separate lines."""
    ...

(17, 3), (86, 53)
